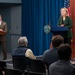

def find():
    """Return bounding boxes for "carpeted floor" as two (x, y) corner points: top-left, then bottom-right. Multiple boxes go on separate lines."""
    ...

(0, 52), (12, 60)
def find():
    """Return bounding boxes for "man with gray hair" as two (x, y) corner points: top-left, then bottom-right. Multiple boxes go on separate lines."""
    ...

(18, 37), (28, 47)
(12, 36), (29, 56)
(12, 36), (36, 59)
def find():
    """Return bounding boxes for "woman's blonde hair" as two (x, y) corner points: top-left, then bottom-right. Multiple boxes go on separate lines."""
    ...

(60, 7), (69, 16)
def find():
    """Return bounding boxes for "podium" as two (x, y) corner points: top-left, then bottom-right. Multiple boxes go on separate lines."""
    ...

(0, 30), (6, 36)
(51, 26), (69, 35)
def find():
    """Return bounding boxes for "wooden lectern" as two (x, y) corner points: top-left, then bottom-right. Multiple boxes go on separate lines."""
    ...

(50, 26), (69, 49)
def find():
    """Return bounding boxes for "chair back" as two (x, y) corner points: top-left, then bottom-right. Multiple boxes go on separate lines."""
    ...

(24, 71), (43, 75)
(30, 59), (46, 73)
(5, 68), (22, 75)
(0, 68), (3, 75)
(12, 56), (30, 71)
(36, 55), (43, 60)
(0, 61), (6, 71)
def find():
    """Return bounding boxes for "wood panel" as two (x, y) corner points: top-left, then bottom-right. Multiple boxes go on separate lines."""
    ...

(70, 0), (75, 58)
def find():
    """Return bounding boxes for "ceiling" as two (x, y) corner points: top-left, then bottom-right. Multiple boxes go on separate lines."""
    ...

(0, 3), (21, 8)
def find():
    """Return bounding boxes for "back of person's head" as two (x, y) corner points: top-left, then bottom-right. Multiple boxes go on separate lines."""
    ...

(18, 36), (28, 46)
(58, 44), (72, 60)
(51, 35), (64, 48)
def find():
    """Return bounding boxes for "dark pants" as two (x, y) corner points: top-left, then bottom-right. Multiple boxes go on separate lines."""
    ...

(64, 38), (71, 45)
(0, 41), (7, 59)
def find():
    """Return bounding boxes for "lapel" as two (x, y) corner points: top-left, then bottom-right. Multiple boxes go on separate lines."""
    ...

(64, 16), (67, 25)
(60, 16), (68, 25)
(0, 21), (4, 29)
(1, 21), (3, 25)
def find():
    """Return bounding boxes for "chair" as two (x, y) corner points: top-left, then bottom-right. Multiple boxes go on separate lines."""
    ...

(30, 59), (46, 74)
(24, 71), (43, 75)
(0, 60), (6, 71)
(36, 55), (43, 60)
(72, 74), (75, 75)
(5, 68), (22, 75)
(0, 68), (3, 75)
(12, 56), (30, 71)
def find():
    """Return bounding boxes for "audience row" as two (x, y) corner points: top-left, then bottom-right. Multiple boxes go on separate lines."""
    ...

(12, 35), (75, 75)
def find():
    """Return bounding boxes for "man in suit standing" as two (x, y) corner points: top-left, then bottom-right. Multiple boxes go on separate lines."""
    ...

(0, 15), (7, 60)
(49, 44), (75, 75)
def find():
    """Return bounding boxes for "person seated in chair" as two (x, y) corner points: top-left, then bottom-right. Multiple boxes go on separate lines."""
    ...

(42, 35), (64, 69)
(49, 44), (75, 75)
(12, 36), (36, 59)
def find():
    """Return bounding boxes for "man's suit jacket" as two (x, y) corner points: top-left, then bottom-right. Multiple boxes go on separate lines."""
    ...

(42, 48), (59, 69)
(49, 60), (75, 75)
(0, 21), (7, 41)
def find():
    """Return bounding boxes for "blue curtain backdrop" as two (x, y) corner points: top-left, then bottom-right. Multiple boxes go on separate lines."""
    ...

(22, 0), (64, 55)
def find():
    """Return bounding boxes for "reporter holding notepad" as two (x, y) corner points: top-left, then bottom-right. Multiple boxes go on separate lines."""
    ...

(57, 7), (73, 45)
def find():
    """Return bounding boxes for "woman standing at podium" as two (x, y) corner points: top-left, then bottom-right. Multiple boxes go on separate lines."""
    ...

(57, 7), (73, 45)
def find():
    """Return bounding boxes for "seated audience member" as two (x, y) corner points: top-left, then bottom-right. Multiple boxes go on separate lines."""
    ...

(42, 35), (64, 69)
(49, 44), (75, 75)
(12, 36), (36, 59)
